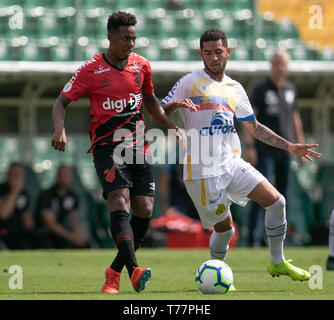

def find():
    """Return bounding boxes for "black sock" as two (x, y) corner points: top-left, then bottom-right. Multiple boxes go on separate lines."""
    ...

(111, 215), (150, 274)
(109, 210), (138, 277)
(131, 215), (151, 250)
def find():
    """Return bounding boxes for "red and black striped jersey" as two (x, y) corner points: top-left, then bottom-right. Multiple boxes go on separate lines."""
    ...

(61, 52), (154, 153)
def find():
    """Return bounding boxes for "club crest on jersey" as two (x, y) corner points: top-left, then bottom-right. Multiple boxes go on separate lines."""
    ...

(63, 81), (73, 92)
(102, 92), (142, 113)
(200, 112), (236, 136)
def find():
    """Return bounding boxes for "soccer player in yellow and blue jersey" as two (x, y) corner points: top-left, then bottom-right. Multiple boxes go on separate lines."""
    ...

(161, 28), (321, 281)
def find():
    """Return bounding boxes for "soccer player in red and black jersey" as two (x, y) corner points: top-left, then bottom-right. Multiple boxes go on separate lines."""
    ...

(51, 11), (192, 293)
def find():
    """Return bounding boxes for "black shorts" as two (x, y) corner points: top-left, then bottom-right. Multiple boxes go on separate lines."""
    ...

(93, 147), (155, 199)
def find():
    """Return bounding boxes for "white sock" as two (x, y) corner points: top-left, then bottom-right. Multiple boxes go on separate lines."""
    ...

(265, 196), (287, 264)
(329, 209), (334, 257)
(209, 227), (235, 261)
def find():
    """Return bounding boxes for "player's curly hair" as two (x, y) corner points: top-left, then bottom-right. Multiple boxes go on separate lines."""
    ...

(107, 11), (137, 32)
(200, 28), (228, 49)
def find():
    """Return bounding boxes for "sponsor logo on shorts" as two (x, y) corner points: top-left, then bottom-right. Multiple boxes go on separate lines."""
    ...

(200, 112), (236, 136)
(209, 192), (222, 205)
(104, 166), (116, 183)
(216, 203), (226, 216)
(149, 182), (155, 191)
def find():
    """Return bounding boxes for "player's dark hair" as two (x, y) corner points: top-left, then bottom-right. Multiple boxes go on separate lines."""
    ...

(107, 11), (137, 32)
(200, 28), (228, 49)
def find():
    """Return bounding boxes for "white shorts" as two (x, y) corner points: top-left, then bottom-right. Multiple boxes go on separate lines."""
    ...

(184, 157), (267, 229)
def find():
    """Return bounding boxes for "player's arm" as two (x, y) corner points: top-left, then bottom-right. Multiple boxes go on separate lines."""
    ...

(21, 210), (35, 230)
(142, 92), (181, 130)
(51, 94), (71, 152)
(143, 92), (188, 148)
(0, 182), (23, 220)
(242, 119), (321, 161)
(0, 194), (18, 220)
(292, 111), (305, 145)
(162, 99), (199, 115)
(41, 209), (77, 243)
(292, 111), (307, 166)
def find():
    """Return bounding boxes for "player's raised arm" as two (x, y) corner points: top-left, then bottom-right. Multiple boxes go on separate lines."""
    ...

(162, 99), (199, 115)
(142, 92), (187, 148)
(142, 92), (180, 130)
(51, 94), (71, 152)
(242, 119), (321, 161)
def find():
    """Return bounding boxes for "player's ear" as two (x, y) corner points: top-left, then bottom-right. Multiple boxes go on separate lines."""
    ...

(227, 47), (231, 57)
(107, 32), (112, 41)
(199, 49), (203, 59)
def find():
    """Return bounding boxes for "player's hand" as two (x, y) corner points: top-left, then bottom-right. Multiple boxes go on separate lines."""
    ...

(51, 126), (67, 152)
(287, 143), (321, 161)
(173, 99), (199, 112)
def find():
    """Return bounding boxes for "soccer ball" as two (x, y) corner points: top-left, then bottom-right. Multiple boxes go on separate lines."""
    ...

(195, 259), (233, 294)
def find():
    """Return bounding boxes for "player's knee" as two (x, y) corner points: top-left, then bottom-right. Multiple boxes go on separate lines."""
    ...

(266, 195), (286, 220)
(214, 217), (234, 233)
(136, 203), (153, 219)
(132, 196), (154, 219)
(107, 193), (129, 211)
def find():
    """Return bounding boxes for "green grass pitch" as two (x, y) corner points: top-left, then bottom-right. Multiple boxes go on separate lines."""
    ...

(0, 247), (333, 300)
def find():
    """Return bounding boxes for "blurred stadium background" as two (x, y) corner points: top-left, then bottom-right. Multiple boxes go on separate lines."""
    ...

(0, 0), (333, 248)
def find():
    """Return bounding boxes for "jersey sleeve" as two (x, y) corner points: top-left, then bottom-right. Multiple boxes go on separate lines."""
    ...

(141, 60), (154, 93)
(61, 65), (91, 101)
(160, 74), (190, 106)
(234, 82), (256, 122)
(160, 74), (192, 129)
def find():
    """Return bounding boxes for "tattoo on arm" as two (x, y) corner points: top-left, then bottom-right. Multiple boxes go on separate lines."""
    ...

(252, 121), (290, 151)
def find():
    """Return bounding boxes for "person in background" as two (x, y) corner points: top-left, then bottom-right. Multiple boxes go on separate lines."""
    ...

(326, 209), (334, 270)
(36, 164), (90, 249)
(166, 0), (185, 11)
(0, 163), (35, 249)
(244, 51), (306, 247)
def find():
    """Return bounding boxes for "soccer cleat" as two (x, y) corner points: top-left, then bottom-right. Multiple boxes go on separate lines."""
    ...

(130, 267), (152, 293)
(102, 267), (121, 293)
(326, 256), (334, 270)
(267, 259), (311, 281)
